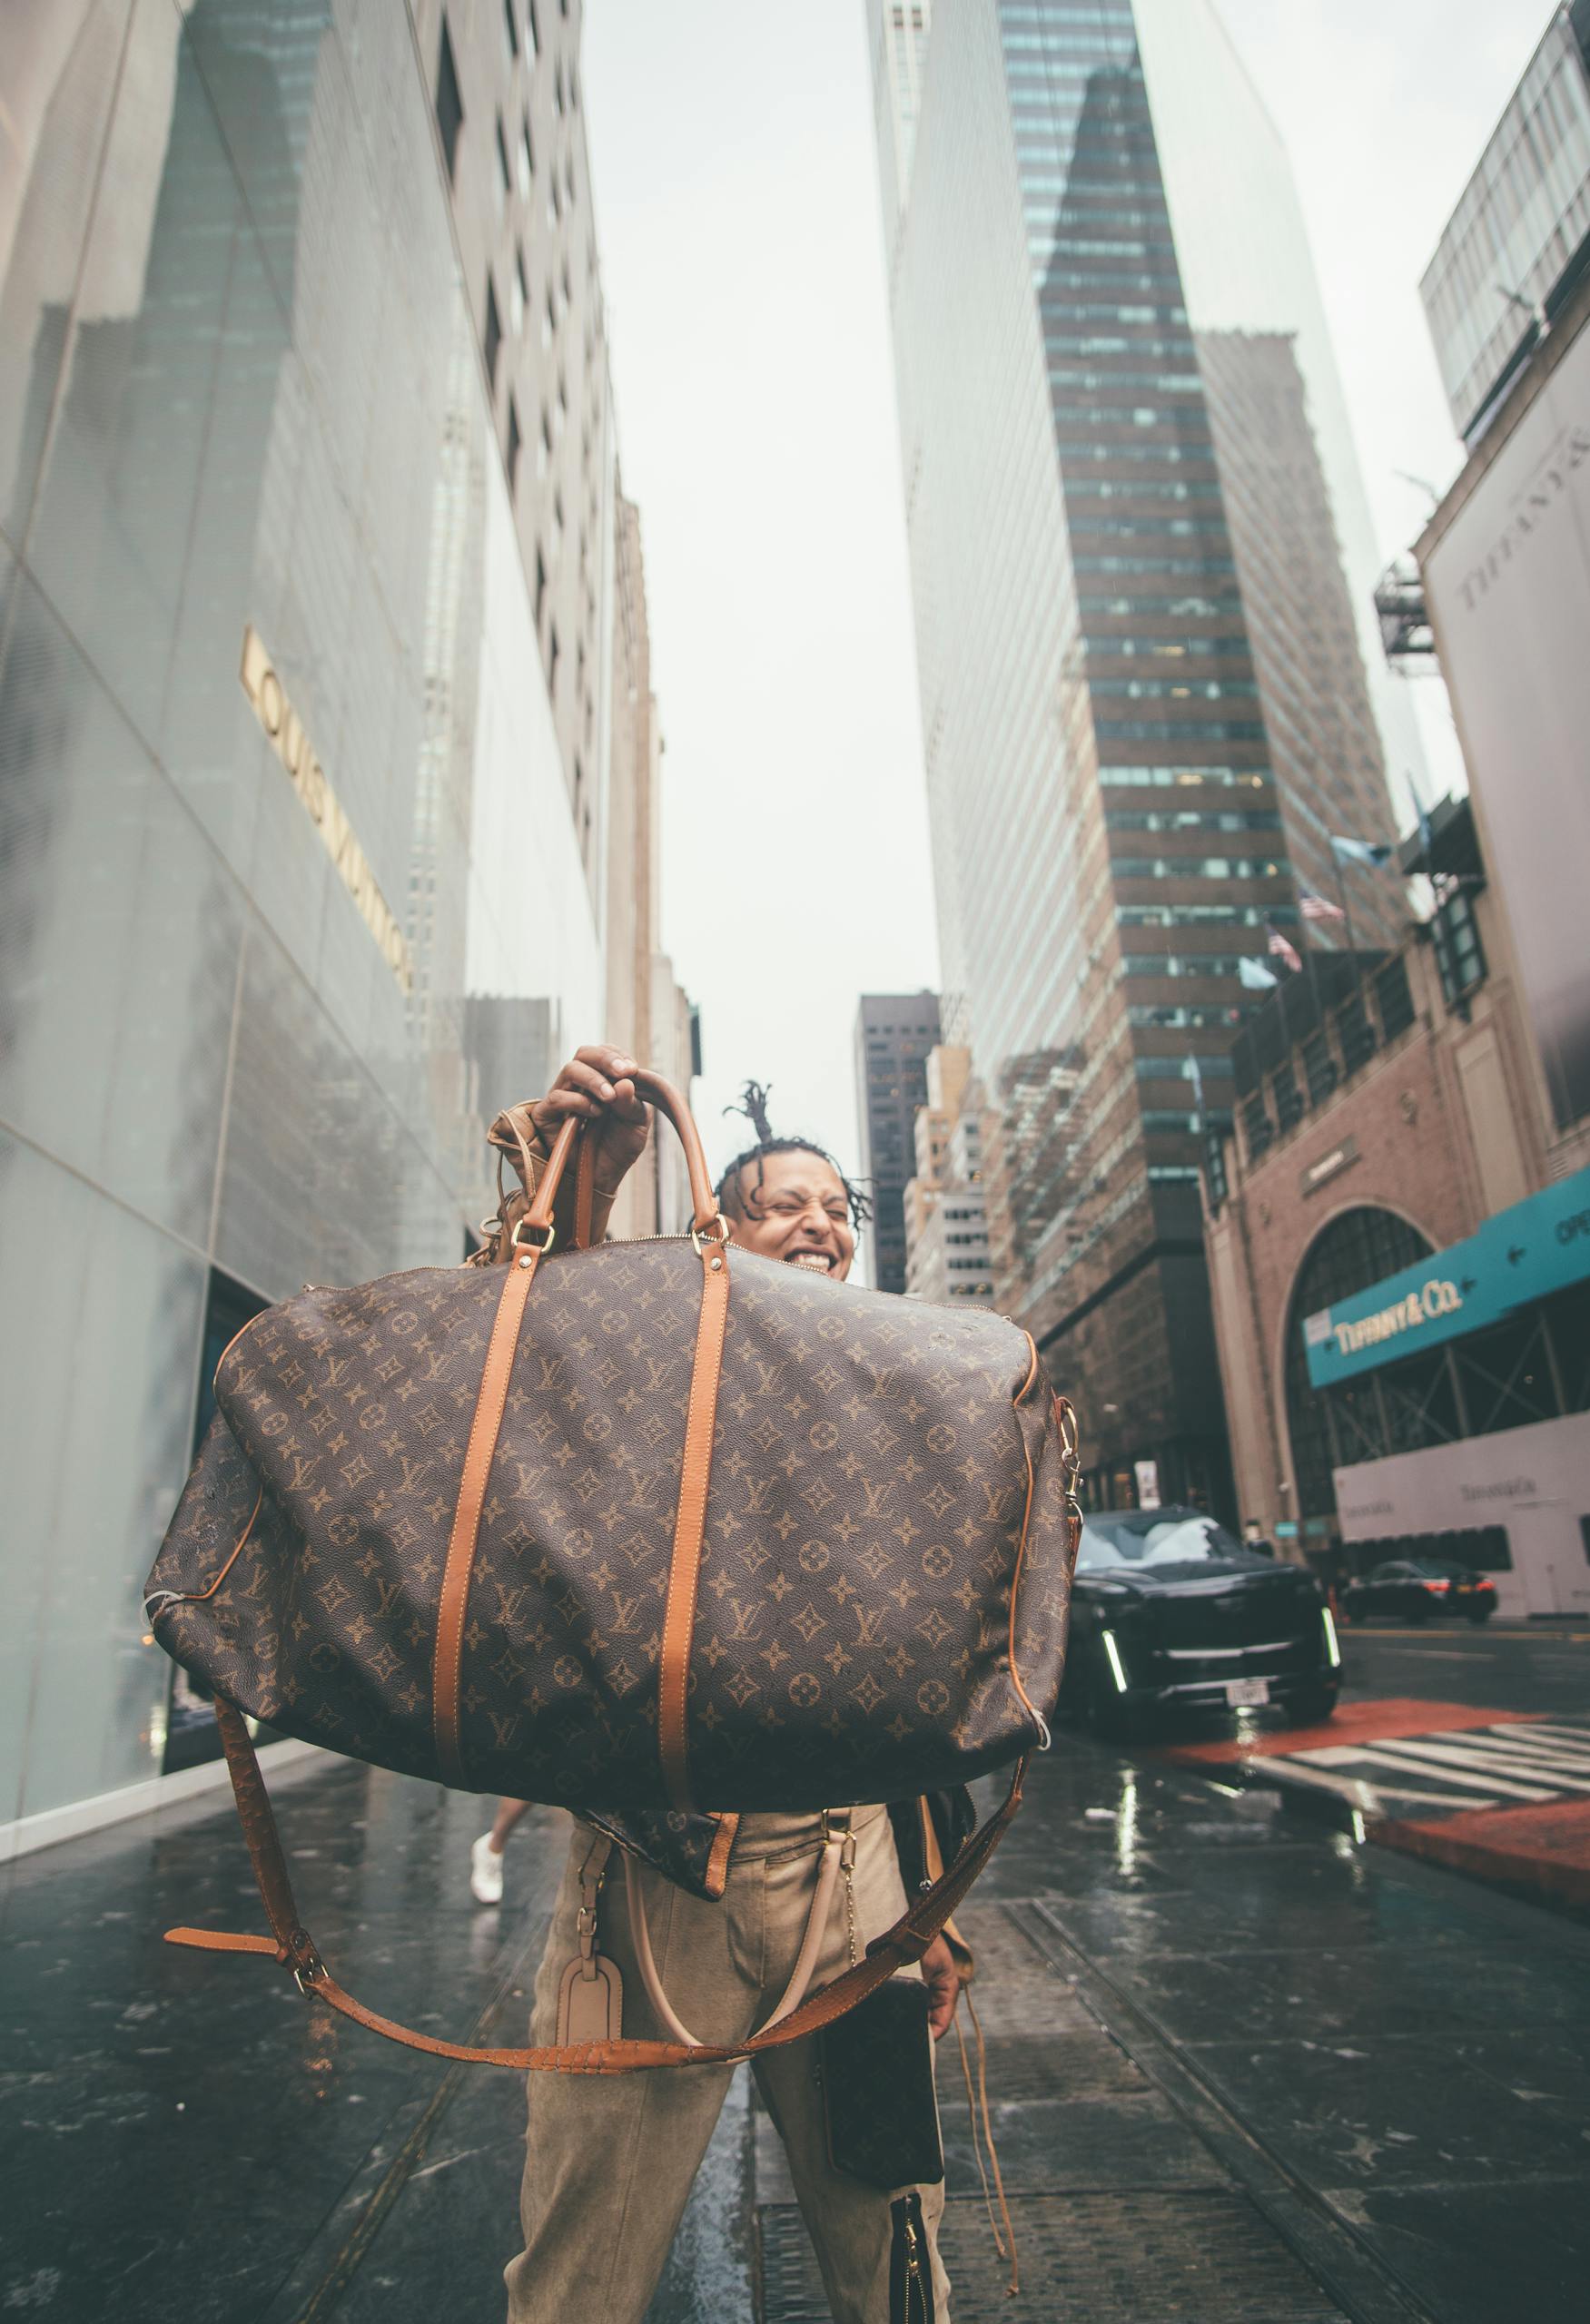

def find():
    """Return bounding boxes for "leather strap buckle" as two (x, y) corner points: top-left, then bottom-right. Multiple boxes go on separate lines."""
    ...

(510, 1215), (557, 1255)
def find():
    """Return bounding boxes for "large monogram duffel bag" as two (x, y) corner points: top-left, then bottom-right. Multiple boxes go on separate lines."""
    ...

(145, 1073), (1080, 2070)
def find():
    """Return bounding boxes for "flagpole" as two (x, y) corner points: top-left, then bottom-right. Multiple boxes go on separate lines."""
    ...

(1329, 850), (1370, 1019)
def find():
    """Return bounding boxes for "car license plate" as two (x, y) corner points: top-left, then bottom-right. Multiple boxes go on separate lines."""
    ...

(1226, 1679), (1270, 1708)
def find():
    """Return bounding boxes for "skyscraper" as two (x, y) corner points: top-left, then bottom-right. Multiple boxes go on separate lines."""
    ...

(867, 0), (1417, 1507)
(0, 0), (686, 1844)
(854, 993), (943, 1291)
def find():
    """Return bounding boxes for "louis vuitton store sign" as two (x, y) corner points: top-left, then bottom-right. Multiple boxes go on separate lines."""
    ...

(239, 625), (414, 994)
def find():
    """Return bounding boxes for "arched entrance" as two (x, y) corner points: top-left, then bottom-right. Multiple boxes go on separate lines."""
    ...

(1282, 1206), (1433, 1548)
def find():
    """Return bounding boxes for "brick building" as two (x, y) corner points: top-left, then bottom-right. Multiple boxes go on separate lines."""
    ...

(1203, 800), (1590, 1615)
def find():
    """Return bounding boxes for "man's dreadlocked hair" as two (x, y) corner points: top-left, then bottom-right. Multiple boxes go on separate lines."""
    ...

(716, 1081), (874, 1233)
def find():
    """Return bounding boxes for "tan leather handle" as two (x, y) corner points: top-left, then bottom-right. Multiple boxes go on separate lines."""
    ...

(526, 1070), (719, 1234)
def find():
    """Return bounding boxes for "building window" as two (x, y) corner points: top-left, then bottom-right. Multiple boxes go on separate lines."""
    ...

(1374, 954), (1416, 1042)
(538, 408), (552, 478)
(510, 247), (527, 334)
(1240, 1091), (1272, 1162)
(1432, 890), (1486, 1009)
(535, 547), (547, 627)
(518, 119), (533, 196)
(506, 397), (521, 493)
(542, 292), (556, 350)
(548, 621), (560, 700)
(494, 115), (511, 216)
(1272, 1060), (1303, 1135)
(555, 58), (566, 114)
(483, 278), (502, 388)
(502, 0), (518, 61)
(1336, 992), (1377, 1077)
(435, 16), (464, 182)
(526, 2), (539, 58)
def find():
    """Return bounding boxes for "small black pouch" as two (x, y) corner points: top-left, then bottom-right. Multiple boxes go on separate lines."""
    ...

(816, 1976), (944, 2190)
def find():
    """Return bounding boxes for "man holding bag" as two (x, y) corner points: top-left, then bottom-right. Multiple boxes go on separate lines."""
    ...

(502, 1047), (965, 2324)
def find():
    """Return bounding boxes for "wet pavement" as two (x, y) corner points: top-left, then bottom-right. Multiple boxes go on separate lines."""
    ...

(3, 1724), (1589, 2322)
(1338, 1621), (1590, 1721)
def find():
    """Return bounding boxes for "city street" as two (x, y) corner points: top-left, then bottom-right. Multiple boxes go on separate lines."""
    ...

(1338, 1620), (1590, 1722)
(4, 1619), (1587, 2323)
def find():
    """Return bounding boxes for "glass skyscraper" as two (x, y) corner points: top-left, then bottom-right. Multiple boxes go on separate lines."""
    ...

(867, 0), (1417, 1507)
(0, 1), (676, 1846)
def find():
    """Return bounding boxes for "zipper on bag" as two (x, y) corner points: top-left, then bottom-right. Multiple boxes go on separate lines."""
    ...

(889, 2191), (936, 2323)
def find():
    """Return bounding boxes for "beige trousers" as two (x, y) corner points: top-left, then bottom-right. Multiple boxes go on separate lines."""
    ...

(503, 1804), (951, 2322)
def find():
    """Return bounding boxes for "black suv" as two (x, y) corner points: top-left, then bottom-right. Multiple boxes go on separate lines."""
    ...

(1062, 1507), (1341, 1736)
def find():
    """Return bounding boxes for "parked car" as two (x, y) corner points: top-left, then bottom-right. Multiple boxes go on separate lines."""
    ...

(1061, 1507), (1340, 1737)
(1339, 1559), (1496, 1625)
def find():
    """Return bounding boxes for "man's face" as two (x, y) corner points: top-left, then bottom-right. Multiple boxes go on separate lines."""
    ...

(724, 1149), (854, 1281)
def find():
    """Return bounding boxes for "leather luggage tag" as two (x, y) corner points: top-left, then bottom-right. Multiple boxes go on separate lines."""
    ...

(556, 1948), (622, 2044)
(555, 1833), (622, 2045)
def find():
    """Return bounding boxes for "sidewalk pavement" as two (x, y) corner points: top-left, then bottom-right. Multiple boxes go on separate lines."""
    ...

(2, 1730), (1588, 2321)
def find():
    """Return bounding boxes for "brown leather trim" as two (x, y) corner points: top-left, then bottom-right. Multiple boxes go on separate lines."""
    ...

(573, 1130), (597, 1248)
(1005, 1338), (1056, 1743)
(703, 1811), (739, 1900)
(173, 1490), (262, 1606)
(432, 1246), (546, 1787)
(657, 1245), (732, 1810)
(168, 1703), (1027, 2073)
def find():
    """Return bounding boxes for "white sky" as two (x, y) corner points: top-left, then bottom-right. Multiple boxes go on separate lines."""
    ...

(579, 0), (1548, 1223)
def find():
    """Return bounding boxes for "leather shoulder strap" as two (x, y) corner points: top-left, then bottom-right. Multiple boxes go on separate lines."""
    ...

(168, 1701), (1025, 2074)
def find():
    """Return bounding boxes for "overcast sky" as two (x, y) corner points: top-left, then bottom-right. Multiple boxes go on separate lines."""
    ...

(579, 0), (1546, 1239)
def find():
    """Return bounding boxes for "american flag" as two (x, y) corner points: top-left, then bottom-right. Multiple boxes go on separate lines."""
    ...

(1299, 890), (1346, 923)
(1266, 923), (1302, 973)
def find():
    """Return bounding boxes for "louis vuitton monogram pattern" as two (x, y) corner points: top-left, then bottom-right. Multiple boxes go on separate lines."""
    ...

(149, 1240), (1076, 1812)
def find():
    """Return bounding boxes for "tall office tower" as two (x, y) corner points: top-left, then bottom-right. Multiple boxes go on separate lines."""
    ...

(1196, 333), (1402, 948)
(867, 0), (1417, 1506)
(854, 994), (943, 1291)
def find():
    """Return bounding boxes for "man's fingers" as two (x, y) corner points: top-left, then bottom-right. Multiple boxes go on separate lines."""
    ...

(574, 1044), (641, 1084)
(558, 1059), (619, 1104)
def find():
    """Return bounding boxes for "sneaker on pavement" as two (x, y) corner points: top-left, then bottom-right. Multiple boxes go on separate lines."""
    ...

(470, 1831), (504, 1905)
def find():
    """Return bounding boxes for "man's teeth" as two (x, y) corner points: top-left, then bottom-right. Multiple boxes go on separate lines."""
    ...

(788, 1253), (832, 1272)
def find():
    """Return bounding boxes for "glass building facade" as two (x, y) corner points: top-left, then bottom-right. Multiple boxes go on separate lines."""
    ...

(867, 0), (1414, 1507)
(0, 2), (627, 1841)
(1420, 0), (1590, 443)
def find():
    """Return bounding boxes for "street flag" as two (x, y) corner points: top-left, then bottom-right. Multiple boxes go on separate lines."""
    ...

(1266, 923), (1302, 973)
(1329, 834), (1395, 869)
(1239, 955), (1279, 990)
(1188, 1053), (1205, 1116)
(1299, 889), (1346, 923)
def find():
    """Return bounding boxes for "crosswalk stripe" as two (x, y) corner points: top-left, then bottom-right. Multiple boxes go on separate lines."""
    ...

(1336, 1744), (1557, 1800)
(1476, 1728), (1590, 1769)
(1496, 1720), (1590, 1744)
(1363, 1736), (1590, 1794)
(1241, 1758), (1480, 1813)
